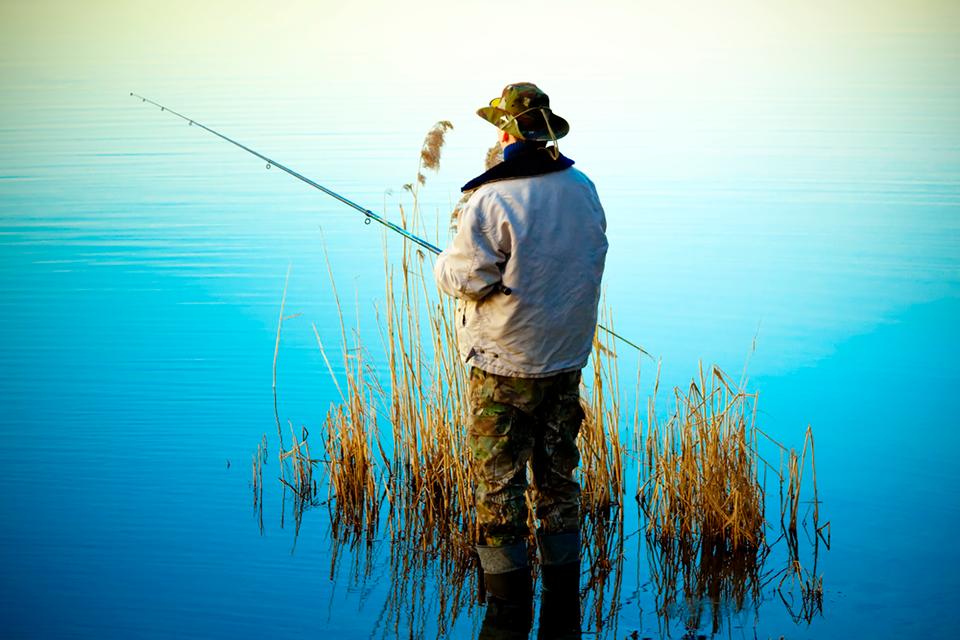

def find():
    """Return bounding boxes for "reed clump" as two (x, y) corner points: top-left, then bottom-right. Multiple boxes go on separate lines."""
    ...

(313, 236), (385, 540)
(579, 305), (629, 521)
(640, 363), (764, 550)
(636, 362), (767, 628)
(379, 237), (476, 555)
(321, 401), (381, 538)
(637, 363), (825, 630)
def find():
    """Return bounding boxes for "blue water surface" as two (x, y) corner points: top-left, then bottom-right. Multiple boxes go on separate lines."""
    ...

(2, 23), (960, 639)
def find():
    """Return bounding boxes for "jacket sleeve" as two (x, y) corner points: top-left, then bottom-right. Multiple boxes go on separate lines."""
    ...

(434, 190), (506, 301)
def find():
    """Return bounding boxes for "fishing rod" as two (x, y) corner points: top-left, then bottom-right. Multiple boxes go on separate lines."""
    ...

(130, 93), (440, 255)
(130, 93), (649, 357)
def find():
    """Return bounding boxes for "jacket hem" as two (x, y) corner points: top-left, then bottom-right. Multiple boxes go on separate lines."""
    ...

(466, 359), (586, 379)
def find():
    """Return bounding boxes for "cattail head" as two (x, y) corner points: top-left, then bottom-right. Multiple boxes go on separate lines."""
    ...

(420, 120), (454, 174)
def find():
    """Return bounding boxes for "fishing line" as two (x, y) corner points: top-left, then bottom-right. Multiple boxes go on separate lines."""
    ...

(130, 93), (648, 357)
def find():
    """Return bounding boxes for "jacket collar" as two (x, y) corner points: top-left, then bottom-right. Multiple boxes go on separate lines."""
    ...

(461, 144), (574, 192)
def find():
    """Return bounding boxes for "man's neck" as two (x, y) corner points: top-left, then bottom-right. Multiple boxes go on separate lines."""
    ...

(503, 139), (544, 161)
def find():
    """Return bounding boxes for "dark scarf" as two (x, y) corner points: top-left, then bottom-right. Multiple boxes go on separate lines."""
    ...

(461, 140), (574, 192)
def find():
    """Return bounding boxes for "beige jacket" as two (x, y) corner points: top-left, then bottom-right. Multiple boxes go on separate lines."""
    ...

(434, 167), (608, 378)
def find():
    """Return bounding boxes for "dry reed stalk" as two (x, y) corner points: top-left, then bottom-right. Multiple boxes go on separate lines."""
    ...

(761, 422), (822, 534)
(272, 261), (302, 390)
(377, 135), (477, 556)
(380, 226), (474, 556)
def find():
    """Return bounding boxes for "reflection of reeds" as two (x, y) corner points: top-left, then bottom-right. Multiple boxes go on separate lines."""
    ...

(582, 512), (626, 636)
(277, 421), (321, 543)
(775, 526), (824, 625)
(647, 532), (765, 635)
(251, 435), (266, 534)
(380, 532), (478, 638)
(279, 423), (319, 503)
(766, 425), (826, 625)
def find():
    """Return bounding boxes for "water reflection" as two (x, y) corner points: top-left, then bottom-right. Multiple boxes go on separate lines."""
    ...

(647, 533), (765, 636)
(770, 519), (828, 626)
(327, 523), (479, 639)
(478, 597), (533, 639)
(581, 512), (626, 636)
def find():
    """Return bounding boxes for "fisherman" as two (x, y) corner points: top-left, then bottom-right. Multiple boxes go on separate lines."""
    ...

(434, 83), (608, 631)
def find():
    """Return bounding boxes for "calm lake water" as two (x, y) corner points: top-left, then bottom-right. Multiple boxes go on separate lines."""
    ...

(2, 6), (960, 638)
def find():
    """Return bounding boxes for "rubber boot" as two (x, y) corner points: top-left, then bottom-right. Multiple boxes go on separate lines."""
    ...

(485, 566), (534, 601)
(536, 532), (581, 640)
(477, 541), (534, 639)
(537, 585), (581, 640)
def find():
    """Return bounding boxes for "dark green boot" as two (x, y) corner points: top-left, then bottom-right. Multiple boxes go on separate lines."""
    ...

(485, 566), (534, 601)
(536, 532), (581, 640)
(479, 569), (533, 639)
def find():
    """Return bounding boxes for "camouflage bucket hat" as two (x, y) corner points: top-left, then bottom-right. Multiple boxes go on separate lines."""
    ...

(477, 83), (570, 142)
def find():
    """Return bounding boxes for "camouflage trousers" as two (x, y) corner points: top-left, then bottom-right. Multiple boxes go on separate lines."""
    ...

(467, 366), (584, 546)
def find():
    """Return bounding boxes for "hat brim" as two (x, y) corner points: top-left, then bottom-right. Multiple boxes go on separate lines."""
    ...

(476, 106), (570, 141)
